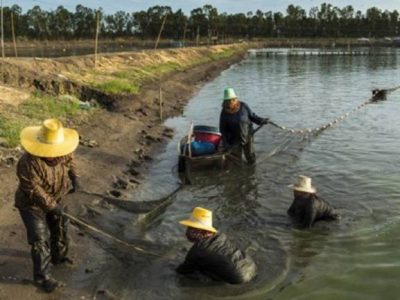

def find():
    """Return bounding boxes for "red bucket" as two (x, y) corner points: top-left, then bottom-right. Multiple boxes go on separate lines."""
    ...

(193, 125), (222, 148)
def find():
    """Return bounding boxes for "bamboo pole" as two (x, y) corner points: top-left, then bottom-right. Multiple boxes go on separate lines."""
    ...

(159, 85), (163, 122)
(11, 12), (17, 58)
(94, 11), (100, 70)
(1, 0), (4, 59)
(154, 13), (168, 50)
(182, 21), (187, 47)
(196, 25), (200, 46)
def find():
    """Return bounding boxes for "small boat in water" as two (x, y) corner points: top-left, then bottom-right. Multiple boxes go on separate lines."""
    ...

(178, 124), (227, 182)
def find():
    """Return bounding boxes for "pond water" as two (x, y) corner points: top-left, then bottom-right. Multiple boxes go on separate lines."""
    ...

(96, 48), (400, 299)
(6, 41), (194, 58)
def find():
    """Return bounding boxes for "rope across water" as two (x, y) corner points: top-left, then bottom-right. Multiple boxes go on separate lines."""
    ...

(268, 85), (400, 135)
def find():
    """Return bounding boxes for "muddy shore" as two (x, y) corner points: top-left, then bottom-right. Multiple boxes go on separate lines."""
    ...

(0, 47), (247, 299)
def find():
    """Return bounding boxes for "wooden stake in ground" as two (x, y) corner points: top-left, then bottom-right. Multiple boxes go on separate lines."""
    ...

(0, 0), (5, 59)
(196, 25), (200, 47)
(11, 12), (17, 58)
(154, 13), (168, 50)
(94, 10), (100, 69)
(159, 85), (163, 122)
(182, 21), (187, 47)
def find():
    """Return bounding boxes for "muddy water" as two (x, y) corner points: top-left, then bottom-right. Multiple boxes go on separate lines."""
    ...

(95, 48), (400, 299)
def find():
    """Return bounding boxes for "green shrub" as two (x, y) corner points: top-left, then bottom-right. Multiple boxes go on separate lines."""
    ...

(96, 79), (139, 94)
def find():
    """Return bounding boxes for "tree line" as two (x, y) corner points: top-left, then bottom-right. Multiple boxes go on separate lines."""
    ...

(1, 3), (399, 41)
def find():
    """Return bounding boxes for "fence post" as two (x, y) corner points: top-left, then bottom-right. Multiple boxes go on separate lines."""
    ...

(11, 12), (17, 58)
(155, 13), (168, 50)
(94, 10), (100, 70)
(1, 0), (5, 59)
(182, 21), (187, 47)
(159, 85), (163, 122)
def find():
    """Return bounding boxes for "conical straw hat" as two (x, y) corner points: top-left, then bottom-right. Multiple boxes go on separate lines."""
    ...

(179, 207), (218, 233)
(20, 118), (79, 158)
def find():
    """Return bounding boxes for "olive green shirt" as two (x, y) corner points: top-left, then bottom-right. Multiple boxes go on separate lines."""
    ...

(15, 152), (77, 211)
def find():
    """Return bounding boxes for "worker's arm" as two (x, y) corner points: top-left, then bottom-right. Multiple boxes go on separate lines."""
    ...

(17, 161), (57, 211)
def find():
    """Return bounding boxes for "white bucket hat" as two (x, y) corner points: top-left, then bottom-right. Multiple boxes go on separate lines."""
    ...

(288, 175), (316, 193)
(223, 88), (237, 101)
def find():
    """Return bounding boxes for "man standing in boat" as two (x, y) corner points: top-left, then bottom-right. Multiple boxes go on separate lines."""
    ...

(219, 87), (269, 164)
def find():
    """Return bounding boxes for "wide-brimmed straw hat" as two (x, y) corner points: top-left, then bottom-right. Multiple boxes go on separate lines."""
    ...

(20, 118), (79, 158)
(179, 207), (218, 233)
(223, 88), (237, 101)
(288, 175), (316, 193)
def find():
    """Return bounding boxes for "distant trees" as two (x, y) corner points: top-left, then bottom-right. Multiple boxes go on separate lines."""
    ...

(0, 3), (399, 40)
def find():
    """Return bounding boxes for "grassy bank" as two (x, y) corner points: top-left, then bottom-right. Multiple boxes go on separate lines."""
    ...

(90, 45), (247, 94)
(0, 44), (248, 147)
(0, 94), (95, 147)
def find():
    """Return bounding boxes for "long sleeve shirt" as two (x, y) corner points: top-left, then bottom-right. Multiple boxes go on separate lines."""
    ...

(219, 101), (264, 147)
(287, 194), (338, 228)
(15, 152), (77, 211)
(176, 233), (257, 284)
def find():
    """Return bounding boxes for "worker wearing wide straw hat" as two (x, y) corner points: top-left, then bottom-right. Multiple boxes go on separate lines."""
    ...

(176, 207), (257, 284)
(15, 119), (80, 293)
(287, 175), (339, 228)
(219, 87), (269, 164)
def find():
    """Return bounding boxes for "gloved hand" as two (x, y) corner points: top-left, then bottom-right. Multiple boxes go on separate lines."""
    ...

(261, 118), (270, 125)
(51, 204), (64, 216)
(69, 176), (80, 194)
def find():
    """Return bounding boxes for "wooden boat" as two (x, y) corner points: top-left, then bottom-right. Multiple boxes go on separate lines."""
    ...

(177, 124), (226, 183)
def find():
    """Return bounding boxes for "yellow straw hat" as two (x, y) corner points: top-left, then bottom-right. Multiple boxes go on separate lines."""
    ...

(20, 118), (79, 158)
(179, 207), (217, 233)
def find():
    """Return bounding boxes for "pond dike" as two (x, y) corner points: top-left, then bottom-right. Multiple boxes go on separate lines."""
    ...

(0, 44), (250, 299)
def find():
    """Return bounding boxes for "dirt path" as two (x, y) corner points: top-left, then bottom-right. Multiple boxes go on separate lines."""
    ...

(0, 51), (246, 299)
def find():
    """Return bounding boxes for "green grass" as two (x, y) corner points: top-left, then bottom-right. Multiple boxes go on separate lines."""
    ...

(210, 48), (236, 60)
(95, 62), (183, 94)
(0, 94), (93, 148)
(93, 46), (244, 95)
(142, 61), (183, 74)
(0, 117), (26, 148)
(95, 79), (140, 94)
(20, 95), (81, 119)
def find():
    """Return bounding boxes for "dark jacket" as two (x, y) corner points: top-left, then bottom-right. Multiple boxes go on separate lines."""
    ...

(219, 101), (263, 147)
(176, 233), (257, 284)
(287, 194), (338, 228)
(15, 153), (77, 211)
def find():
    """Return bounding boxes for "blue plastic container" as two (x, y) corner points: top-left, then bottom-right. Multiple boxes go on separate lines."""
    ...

(181, 140), (216, 156)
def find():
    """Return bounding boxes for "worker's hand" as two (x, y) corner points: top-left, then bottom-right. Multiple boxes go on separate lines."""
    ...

(261, 118), (270, 125)
(51, 204), (64, 216)
(224, 143), (234, 152)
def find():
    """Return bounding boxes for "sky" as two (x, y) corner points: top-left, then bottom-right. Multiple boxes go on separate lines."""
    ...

(11, 0), (400, 14)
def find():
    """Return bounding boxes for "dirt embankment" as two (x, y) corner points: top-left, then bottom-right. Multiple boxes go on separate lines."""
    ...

(0, 44), (248, 299)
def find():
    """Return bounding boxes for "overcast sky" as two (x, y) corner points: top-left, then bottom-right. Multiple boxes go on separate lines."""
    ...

(13, 0), (400, 14)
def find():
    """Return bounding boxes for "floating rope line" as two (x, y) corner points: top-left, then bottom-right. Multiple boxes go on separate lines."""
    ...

(269, 85), (400, 135)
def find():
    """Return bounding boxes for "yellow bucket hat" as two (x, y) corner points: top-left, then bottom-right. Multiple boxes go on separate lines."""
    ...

(179, 207), (218, 233)
(20, 118), (79, 158)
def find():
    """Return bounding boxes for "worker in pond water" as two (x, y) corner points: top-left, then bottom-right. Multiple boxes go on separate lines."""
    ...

(287, 175), (339, 228)
(15, 119), (80, 293)
(176, 207), (257, 284)
(219, 87), (269, 164)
